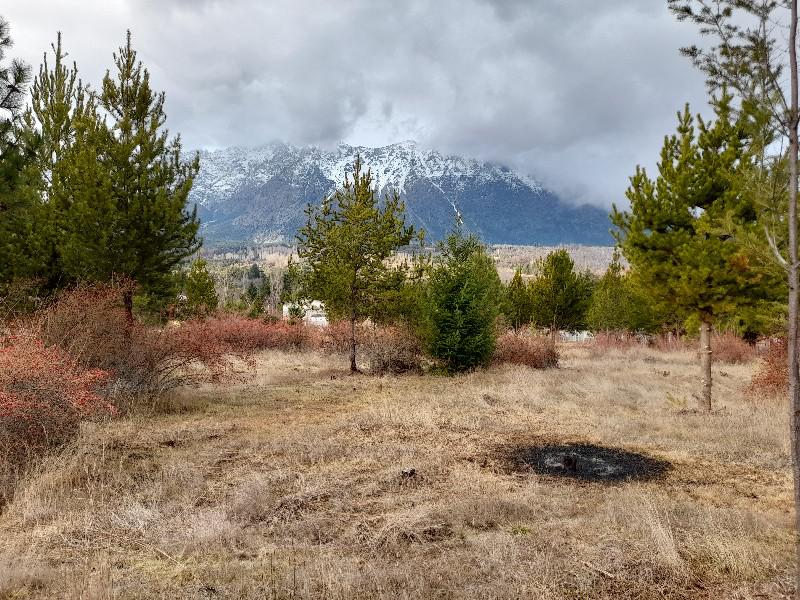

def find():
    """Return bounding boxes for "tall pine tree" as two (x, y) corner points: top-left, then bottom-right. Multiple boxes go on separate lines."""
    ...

(612, 94), (771, 409)
(0, 16), (38, 285)
(95, 32), (201, 316)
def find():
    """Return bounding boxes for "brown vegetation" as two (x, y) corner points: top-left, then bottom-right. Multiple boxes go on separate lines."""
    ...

(0, 345), (792, 599)
(494, 330), (559, 369)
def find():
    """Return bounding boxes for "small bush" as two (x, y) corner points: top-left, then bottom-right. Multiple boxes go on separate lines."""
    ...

(0, 329), (113, 502)
(361, 325), (423, 375)
(493, 331), (559, 369)
(711, 332), (756, 365)
(41, 283), (254, 402)
(179, 316), (308, 354)
(589, 331), (650, 353)
(749, 339), (787, 397)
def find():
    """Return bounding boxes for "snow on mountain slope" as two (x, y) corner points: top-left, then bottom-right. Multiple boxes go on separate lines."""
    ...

(190, 141), (611, 246)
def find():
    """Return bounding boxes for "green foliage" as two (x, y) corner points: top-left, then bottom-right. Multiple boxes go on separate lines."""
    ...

(421, 228), (502, 373)
(0, 16), (42, 284)
(612, 94), (775, 327)
(504, 269), (534, 330)
(297, 157), (417, 369)
(247, 263), (263, 280)
(185, 258), (218, 317)
(528, 249), (593, 331)
(11, 31), (200, 309)
(297, 157), (417, 322)
(586, 250), (656, 332)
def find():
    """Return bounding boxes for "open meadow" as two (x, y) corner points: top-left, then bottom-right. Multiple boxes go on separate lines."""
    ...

(0, 345), (793, 599)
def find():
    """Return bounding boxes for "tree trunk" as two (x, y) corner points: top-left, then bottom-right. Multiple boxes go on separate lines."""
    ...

(349, 314), (357, 373)
(122, 288), (134, 324)
(699, 320), (712, 411)
(789, 3), (800, 597)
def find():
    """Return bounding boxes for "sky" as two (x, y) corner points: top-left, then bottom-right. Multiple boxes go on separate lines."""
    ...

(4, 0), (711, 208)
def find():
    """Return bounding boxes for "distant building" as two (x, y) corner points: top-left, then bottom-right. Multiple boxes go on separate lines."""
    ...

(559, 330), (594, 343)
(282, 300), (328, 326)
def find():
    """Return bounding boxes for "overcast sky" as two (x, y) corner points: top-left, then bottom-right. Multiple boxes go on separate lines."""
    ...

(4, 1), (710, 208)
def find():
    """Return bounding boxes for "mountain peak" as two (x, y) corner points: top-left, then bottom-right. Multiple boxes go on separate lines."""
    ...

(190, 141), (611, 246)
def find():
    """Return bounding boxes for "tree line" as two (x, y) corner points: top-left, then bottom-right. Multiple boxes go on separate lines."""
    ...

(0, 23), (199, 318)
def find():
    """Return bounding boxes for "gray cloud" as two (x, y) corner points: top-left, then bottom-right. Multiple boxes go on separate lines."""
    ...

(4, 0), (709, 207)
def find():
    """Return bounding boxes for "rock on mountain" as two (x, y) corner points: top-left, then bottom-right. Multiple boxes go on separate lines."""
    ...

(190, 141), (612, 246)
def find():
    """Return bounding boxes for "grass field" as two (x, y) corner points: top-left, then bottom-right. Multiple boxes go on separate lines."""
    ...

(0, 346), (793, 599)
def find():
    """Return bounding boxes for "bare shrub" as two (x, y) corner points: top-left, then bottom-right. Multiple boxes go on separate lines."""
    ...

(493, 330), (559, 369)
(711, 332), (756, 365)
(361, 325), (424, 375)
(180, 315), (309, 354)
(0, 328), (113, 503)
(749, 339), (787, 397)
(589, 331), (653, 353)
(40, 283), (254, 403)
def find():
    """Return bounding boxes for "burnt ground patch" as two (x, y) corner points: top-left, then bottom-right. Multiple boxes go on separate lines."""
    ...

(506, 442), (672, 483)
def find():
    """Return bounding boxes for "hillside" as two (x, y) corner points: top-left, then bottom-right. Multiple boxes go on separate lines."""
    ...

(191, 141), (613, 246)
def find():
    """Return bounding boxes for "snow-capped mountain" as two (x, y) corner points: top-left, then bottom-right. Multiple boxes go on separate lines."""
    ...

(190, 141), (612, 246)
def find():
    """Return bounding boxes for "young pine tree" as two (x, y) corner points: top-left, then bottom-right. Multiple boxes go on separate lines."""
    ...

(586, 250), (656, 333)
(529, 249), (594, 335)
(296, 157), (417, 372)
(184, 258), (218, 317)
(612, 95), (771, 409)
(504, 268), (533, 330)
(422, 228), (502, 373)
(66, 32), (200, 317)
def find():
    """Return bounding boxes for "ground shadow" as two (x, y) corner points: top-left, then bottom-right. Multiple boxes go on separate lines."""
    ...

(507, 442), (671, 483)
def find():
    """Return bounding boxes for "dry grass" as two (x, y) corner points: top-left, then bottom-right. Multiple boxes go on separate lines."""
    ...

(0, 346), (793, 599)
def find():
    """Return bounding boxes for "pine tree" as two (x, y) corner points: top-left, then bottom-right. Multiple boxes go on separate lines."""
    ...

(529, 249), (593, 334)
(586, 250), (656, 333)
(0, 16), (38, 285)
(297, 157), (417, 372)
(612, 94), (770, 408)
(184, 258), (218, 317)
(422, 228), (502, 373)
(98, 32), (200, 316)
(18, 32), (94, 287)
(504, 268), (533, 330)
(0, 17), (28, 145)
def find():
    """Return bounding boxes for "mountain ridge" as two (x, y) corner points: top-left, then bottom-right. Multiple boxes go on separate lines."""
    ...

(190, 141), (613, 246)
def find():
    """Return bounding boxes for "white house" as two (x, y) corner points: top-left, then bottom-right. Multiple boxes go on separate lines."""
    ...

(282, 300), (328, 326)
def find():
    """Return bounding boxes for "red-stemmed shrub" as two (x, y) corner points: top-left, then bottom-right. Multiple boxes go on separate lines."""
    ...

(494, 331), (559, 369)
(0, 329), (113, 502)
(40, 283), (255, 402)
(749, 339), (787, 397)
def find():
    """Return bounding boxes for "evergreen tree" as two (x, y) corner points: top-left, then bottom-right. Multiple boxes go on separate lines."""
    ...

(18, 33), (94, 287)
(529, 249), (593, 333)
(0, 16), (38, 284)
(612, 94), (771, 408)
(46, 32), (199, 316)
(184, 258), (218, 317)
(586, 250), (656, 332)
(504, 268), (533, 330)
(422, 228), (502, 373)
(297, 157), (417, 372)
(13, 31), (201, 312)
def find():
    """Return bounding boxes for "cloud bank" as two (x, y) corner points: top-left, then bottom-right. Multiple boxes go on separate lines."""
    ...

(5, 0), (709, 207)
